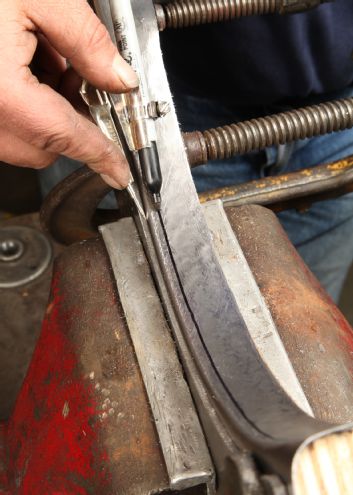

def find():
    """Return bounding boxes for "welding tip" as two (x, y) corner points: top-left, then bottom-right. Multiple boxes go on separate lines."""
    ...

(127, 182), (146, 220)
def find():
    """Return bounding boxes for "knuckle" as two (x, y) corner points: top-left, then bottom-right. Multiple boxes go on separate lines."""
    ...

(89, 142), (117, 172)
(41, 127), (71, 155)
(61, 6), (110, 62)
(84, 19), (110, 54)
(40, 119), (71, 155)
(40, 114), (79, 155)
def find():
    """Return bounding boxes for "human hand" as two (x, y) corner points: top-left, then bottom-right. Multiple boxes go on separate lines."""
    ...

(0, 0), (138, 189)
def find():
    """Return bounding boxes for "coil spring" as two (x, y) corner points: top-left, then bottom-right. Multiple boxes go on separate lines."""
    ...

(199, 98), (353, 162)
(157, 0), (279, 29)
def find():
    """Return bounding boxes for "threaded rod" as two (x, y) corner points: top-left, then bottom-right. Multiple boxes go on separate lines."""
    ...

(184, 97), (353, 166)
(155, 0), (331, 30)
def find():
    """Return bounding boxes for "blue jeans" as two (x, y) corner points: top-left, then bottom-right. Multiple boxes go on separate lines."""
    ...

(172, 87), (353, 302)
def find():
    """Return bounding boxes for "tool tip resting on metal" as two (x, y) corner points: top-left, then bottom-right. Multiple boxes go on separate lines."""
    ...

(127, 182), (147, 219)
(153, 193), (161, 209)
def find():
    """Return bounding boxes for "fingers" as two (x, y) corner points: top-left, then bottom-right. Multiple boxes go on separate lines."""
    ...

(27, 0), (139, 93)
(4, 77), (131, 188)
(0, 0), (134, 187)
(100, 173), (128, 190)
(0, 128), (57, 169)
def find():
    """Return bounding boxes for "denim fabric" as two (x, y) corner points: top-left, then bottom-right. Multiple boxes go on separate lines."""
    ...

(173, 87), (353, 301)
(160, 1), (353, 106)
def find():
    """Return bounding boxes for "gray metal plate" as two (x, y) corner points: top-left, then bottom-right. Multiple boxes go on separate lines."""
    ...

(202, 200), (313, 416)
(101, 218), (214, 491)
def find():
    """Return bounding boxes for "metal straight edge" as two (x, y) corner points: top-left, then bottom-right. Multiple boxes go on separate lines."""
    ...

(100, 218), (214, 491)
(202, 200), (313, 417)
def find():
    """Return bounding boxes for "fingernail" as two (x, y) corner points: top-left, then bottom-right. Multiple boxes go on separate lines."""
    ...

(119, 166), (132, 188)
(113, 55), (139, 89)
(101, 173), (124, 190)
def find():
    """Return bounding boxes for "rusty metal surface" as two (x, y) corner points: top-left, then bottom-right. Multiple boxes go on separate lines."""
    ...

(40, 167), (113, 244)
(40, 166), (135, 245)
(155, 0), (278, 30)
(155, 0), (328, 30)
(185, 98), (353, 166)
(183, 131), (208, 168)
(199, 156), (353, 212)
(226, 204), (353, 424)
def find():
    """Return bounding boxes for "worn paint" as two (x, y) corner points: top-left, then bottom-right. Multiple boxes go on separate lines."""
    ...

(4, 273), (111, 495)
(0, 239), (169, 495)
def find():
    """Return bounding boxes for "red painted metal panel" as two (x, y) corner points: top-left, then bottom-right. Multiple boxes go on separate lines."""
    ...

(0, 239), (167, 495)
(4, 274), (110, 495)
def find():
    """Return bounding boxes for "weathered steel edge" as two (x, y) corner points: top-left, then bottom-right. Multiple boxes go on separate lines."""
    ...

(202, 200), (313, 416)
(100, 219), (214, 491)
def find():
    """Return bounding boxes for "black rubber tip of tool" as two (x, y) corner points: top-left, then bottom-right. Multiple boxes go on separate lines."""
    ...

(138, 142), (162, 195)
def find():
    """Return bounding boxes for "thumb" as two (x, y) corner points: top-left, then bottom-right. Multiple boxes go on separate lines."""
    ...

(27, 0), (139, 93)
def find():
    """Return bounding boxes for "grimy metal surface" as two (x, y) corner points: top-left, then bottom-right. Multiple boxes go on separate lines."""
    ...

(155, 0), (331, 30)
(0, 226), (52, 288)
(227, 205), (353, 425)
(40, 167), (113, 244)
(198, 155), (353, 211)
(126, 0), (335, 479)
(100, 218), (214, 491)
(202, 200), (312, 416)
(1, 238), (170, 494)
(0, 214), (59, 420)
